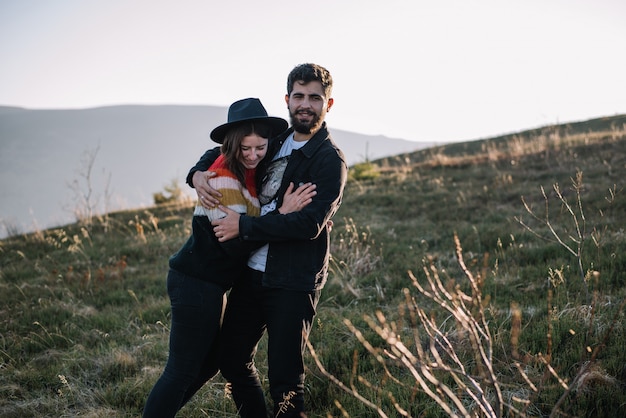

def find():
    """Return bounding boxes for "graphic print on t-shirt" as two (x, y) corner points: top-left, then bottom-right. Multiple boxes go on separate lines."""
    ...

(258, 155), (289, 206)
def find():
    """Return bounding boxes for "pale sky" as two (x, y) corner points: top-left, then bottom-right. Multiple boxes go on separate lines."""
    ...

(1, 0), (624, 143)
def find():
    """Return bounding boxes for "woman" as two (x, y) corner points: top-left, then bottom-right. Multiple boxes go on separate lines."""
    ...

(143, 98), (315, 417)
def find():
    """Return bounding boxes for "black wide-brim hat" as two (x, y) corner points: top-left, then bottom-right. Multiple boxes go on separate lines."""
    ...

(210, 97), (288, 144)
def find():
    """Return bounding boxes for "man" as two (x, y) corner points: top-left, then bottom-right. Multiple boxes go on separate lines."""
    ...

(188, 63), (347, 417)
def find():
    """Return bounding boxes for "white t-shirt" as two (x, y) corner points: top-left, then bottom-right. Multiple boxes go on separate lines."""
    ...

(248, 133), (307, 271)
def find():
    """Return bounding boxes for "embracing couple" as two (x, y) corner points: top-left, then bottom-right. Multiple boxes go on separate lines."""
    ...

(143, 63), (348, 418)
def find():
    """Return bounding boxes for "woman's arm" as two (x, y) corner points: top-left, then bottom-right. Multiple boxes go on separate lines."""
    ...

(278, 182), (317, 214)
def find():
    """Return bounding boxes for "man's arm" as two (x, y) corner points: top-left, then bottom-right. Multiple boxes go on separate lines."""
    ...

(186, 146), (222, 207)
(195, 216), (264, 257)
(212, 182), (317, 242)
(186, 146), (221, 187)
(243, 157), (346, 241)
(213, 148), (347, 242)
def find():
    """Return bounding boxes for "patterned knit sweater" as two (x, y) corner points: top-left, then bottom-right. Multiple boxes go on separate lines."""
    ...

(194, 154), (260, 220)
(168, 154), (262, 288)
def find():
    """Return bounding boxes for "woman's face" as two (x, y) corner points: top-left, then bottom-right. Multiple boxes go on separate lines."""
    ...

(239, 133), (268, 169)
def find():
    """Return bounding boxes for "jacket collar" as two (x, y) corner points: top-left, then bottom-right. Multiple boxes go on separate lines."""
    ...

(275, 122), (330, 159)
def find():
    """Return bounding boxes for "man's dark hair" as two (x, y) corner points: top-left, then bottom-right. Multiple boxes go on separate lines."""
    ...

(287, 63), (333, 98)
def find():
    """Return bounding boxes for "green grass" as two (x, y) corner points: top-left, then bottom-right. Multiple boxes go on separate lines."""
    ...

(1, 115), (625, 417)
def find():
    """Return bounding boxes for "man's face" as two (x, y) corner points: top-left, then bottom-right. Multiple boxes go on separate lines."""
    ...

(285, 81), (333, 135)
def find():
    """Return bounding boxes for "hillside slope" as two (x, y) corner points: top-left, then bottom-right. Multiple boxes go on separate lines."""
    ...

(1, 118), (625, 417)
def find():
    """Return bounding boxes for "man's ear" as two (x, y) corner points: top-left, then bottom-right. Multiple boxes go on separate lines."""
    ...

(327, 98), (334, 111)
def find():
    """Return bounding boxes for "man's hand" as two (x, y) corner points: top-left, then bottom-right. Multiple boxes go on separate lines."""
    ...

(192, 170), (222, 208)
(211, 205), (241, 242)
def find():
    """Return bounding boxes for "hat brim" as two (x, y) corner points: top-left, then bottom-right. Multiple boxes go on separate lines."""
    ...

(210, 116), (288, 144)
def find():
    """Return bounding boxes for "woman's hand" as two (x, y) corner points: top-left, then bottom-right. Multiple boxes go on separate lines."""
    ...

(279, 182), (317, 214)
(192, 170), (222, 208)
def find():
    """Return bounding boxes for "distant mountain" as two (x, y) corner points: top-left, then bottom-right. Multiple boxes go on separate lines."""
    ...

(0, 105), (430, 237)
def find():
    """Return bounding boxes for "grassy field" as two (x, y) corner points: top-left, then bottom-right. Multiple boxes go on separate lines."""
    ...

(1, 115), (625, 417)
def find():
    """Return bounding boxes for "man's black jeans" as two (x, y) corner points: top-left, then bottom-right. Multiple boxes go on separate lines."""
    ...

(219, 267), (320, 418)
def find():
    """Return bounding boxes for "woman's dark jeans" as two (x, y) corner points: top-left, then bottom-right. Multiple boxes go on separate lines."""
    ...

(219, 268), (320, 418)
(143, 269), (226, 417)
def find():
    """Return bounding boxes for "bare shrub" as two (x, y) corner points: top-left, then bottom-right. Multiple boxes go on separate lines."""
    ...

(329, 218), (381, 298)
(66, 143), (112, 229)
(309, 235), (506, 417)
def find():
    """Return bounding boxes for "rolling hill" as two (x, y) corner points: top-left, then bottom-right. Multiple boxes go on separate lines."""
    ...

(0, 105), (430, 237)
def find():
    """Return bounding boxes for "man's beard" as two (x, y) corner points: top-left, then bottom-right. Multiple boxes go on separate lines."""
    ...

(290, 109), (323, 134)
